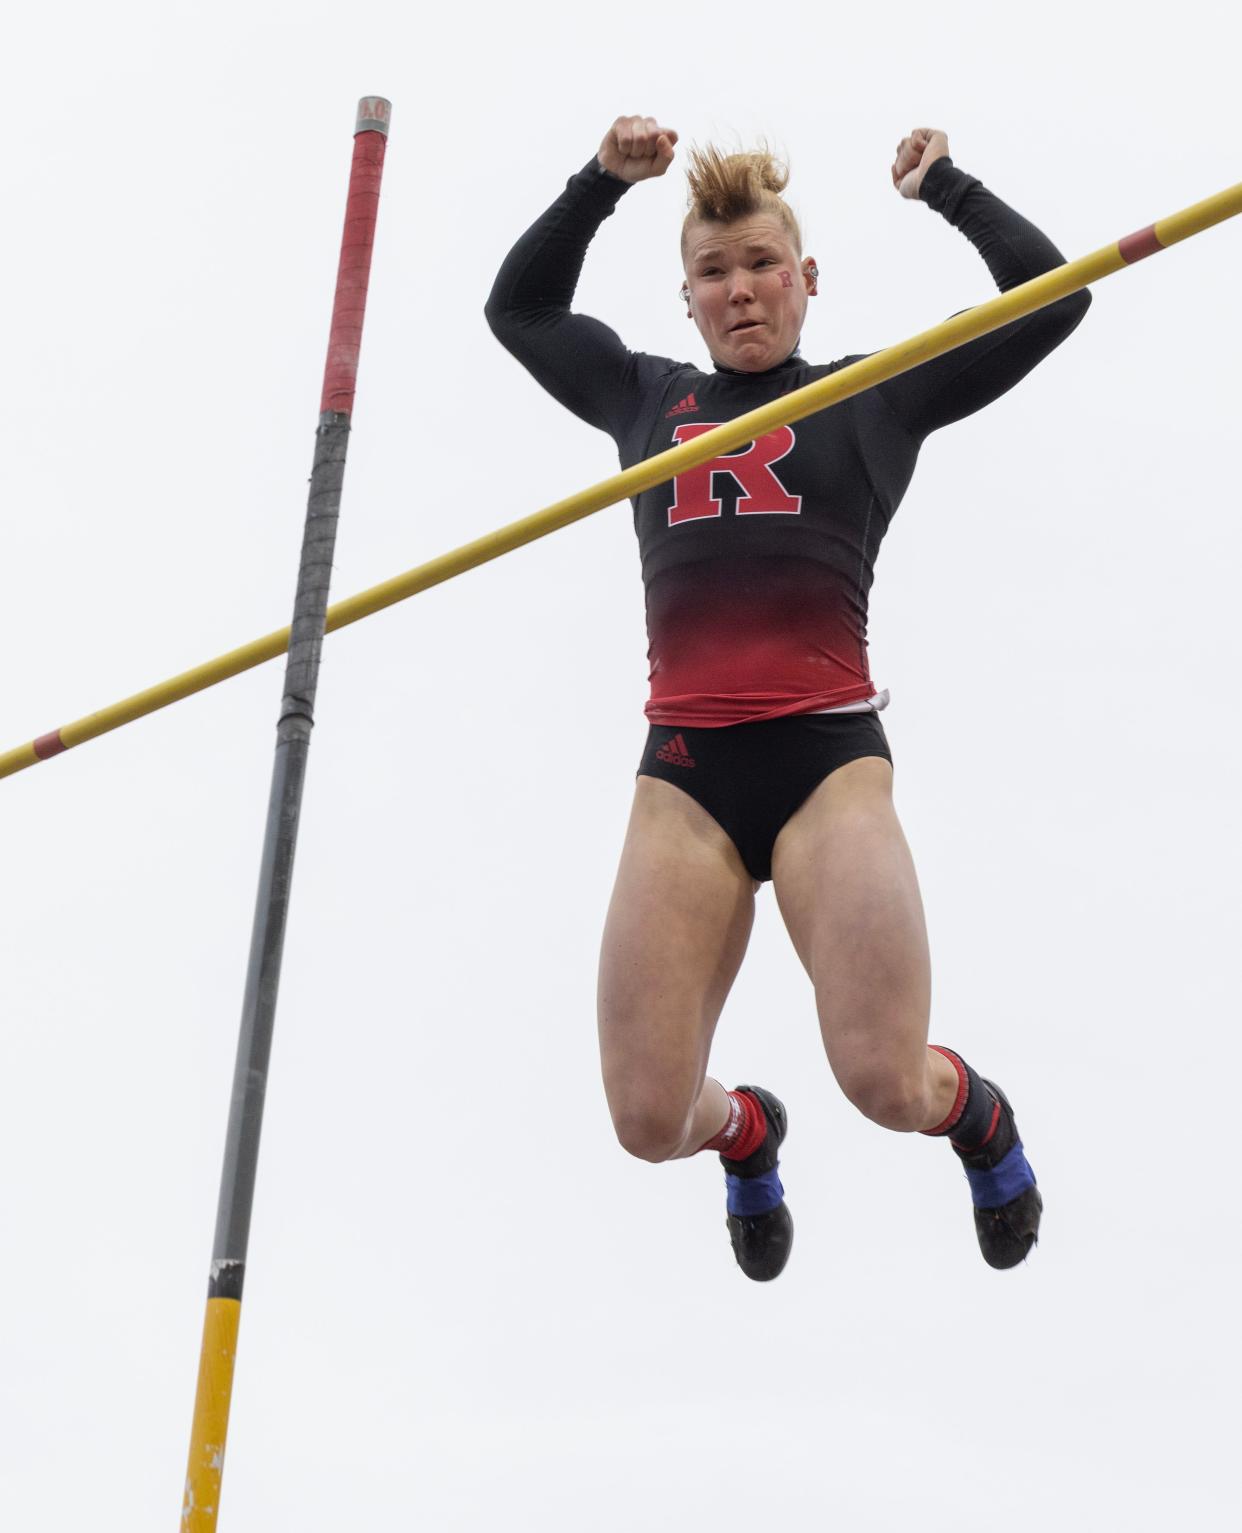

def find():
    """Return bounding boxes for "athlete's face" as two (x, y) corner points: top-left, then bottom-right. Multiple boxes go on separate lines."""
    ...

(682, 216), (817, 372)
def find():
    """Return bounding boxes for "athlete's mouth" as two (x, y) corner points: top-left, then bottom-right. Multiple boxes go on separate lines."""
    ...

(729, 319), (764, 333)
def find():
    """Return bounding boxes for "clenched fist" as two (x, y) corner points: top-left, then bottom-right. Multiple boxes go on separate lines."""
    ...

(891, 128), (950, 199)
(598, 115), (679, 183)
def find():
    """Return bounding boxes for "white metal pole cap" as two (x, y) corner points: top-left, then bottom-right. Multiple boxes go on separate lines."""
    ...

(355, 97), (392, 136)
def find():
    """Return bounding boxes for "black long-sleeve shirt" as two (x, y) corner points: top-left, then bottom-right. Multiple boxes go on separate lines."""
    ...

(486, 157), (1090, 726)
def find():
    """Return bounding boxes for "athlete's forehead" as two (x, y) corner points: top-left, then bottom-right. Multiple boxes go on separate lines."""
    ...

(684, 215), (798, 265)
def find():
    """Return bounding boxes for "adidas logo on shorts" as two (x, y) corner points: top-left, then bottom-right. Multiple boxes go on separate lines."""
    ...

(655, 732), (695, 768)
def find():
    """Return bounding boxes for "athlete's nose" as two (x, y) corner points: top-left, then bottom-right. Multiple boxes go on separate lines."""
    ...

(727, 268), (756, 303)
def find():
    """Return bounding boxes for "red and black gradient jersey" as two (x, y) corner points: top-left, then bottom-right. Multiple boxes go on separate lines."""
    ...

(486, 157), (1090, 727)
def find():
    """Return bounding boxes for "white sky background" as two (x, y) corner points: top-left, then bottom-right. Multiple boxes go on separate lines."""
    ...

(2, 1), (1239, 1527)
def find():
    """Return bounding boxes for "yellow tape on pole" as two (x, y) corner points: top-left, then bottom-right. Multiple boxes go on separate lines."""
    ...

(4, 178), (1241, 783)
(181, 1297), (241, 1532)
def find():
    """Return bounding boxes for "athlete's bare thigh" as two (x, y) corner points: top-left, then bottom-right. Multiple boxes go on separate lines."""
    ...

(770, 755), (936, 1129)
(598, 775), (756, 1160)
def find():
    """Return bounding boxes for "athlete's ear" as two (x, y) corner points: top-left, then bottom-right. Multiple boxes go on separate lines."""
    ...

(803, 256), (819, 297)
(680, 280), (693, 318)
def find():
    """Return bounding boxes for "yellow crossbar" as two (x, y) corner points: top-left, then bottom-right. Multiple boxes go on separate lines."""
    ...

(4, 179), (1241, 782)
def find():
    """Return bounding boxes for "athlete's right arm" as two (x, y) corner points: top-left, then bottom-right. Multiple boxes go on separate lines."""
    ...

(485, 117), (679, 440)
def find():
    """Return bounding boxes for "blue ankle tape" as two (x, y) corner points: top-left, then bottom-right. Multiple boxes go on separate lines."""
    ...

(726, 1164), (784, 1217)
(964, 1140), (1036, 1210)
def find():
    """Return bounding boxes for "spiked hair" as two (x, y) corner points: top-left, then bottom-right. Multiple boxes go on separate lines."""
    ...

(681, 145), (803, 257)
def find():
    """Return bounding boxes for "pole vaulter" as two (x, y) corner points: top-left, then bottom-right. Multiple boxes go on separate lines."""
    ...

(3, 180), (1241, 789)
(179, 97), (390, 1532)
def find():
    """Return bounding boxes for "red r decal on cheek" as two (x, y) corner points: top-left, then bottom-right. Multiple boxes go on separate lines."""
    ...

(779, 270), (793, 288)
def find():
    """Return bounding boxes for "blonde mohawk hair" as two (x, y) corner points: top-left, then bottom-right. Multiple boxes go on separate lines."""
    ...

(682, 144), (802, 255)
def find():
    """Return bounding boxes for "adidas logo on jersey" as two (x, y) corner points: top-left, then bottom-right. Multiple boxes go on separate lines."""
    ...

(665, 392), (699, 418)
(655, 732), (695, 768)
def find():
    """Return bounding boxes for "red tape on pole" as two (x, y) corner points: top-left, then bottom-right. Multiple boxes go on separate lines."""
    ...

(1118, 224), (1164, 264)
(320, 100), (389, 415)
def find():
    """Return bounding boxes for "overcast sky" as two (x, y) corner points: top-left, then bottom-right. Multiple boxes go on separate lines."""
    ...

(3, 2), (1240, 1529)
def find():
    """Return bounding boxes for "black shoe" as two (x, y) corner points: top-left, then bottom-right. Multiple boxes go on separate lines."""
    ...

(953, 1079), (1042, 1270)
(722, 1085), (793, 1282)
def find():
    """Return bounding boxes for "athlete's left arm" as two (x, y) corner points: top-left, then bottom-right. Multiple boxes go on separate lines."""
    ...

(878, 132), (1091, 440)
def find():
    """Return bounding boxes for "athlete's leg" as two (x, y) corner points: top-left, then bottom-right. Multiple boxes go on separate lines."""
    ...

(769, 756), (959, 1132)
(598, 776), (756, 1163)
(772, 754), (1040, 1265)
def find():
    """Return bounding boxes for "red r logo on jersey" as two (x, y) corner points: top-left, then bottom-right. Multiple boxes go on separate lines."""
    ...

(667, 423), (801, 526)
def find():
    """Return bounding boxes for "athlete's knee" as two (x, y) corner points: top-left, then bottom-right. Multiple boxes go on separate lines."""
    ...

(609, 1095), (694, 1163)
(835, 1055), (929, 1132)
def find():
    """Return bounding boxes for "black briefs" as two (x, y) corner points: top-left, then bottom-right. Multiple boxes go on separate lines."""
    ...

(637, 712), (892, 883)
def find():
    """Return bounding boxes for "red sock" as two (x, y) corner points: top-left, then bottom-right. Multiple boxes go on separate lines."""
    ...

(923, 1045), (1001, 1148)
(699, 1089), (767, 1160)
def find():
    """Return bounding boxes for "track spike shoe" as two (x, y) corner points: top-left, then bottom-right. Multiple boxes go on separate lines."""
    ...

(723, 1085), (793, 1282)
(953, 1079), (1042, 1270)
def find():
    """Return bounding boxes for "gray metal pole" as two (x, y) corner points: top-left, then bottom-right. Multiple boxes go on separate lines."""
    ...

(182, 96), (391, 1533)
(209, 415), (349, 1293)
